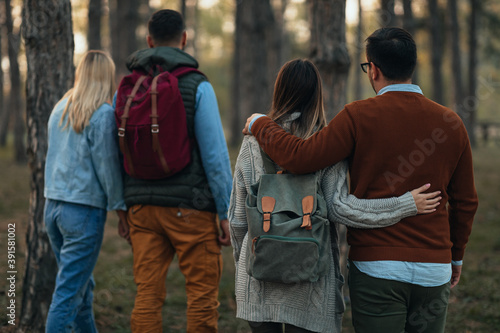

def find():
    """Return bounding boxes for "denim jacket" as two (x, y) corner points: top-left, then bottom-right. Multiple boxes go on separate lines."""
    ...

(44, 98), (126, 211)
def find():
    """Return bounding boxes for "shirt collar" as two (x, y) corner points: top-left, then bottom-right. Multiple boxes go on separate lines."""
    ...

(377, 84), (423, 96)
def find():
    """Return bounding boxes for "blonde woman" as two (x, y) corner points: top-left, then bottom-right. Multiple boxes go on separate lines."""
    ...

(228, 59), (440, 333)
(44, 50), (128, 333)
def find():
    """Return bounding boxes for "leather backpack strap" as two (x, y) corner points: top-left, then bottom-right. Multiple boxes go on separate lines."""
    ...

(150, 74), (171, 175)
(261, 196), (276, 232)
(301, 195), (314, 230)
(119, 75), (147, 178)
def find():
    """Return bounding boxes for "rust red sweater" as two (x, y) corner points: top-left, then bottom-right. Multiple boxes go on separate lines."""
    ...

(252, 91), (478, 263)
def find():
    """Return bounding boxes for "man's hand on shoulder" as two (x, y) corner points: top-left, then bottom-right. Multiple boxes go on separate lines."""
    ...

(242, 113), (266, 135)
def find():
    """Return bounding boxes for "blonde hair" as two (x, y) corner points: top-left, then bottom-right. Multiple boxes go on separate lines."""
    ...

(268, 59), (327, 139)
(59, 50), (116, 133)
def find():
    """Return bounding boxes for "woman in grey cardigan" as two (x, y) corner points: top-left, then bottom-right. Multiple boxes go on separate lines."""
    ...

(228, 59), (440, 333)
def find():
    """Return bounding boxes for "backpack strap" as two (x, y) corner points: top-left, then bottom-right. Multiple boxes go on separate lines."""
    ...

(261, 196), (276, 232)
(170, 66), (205, 79)
(119, 75), (148, 178)
(301, 196), (314, 230)
(150, 74), (171, 176)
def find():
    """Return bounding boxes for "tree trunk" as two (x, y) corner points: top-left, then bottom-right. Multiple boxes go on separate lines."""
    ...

(19, 0), (74, 331)
(428, 0), (444, 105)
(110, 0), (140, 78)
(183, 0), (198, 58)
(88, 0), (102, 50)
(6, 0), (26, 163)
(230, 0), (242, 147)
(309, 0), (351, 120)
(0, 2), (8, 147)
(403, 0), (418, 84)
(380, 0), (397, 27)
(232, 0), (274, 142)
(354, 0), (363, 101)
(448, 0), (465, 117)
(180, 0), (186, 19)
(466, 0), (478, 147)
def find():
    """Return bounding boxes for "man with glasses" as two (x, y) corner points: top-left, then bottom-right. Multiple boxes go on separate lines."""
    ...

(242, 27), (478, 333)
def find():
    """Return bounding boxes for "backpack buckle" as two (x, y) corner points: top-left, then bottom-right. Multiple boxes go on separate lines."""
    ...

(151, 124), (159, 133)
(118, 128), (126, 137)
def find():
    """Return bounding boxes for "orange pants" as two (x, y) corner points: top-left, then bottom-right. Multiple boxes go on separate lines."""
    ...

(127, 205), (222, 333)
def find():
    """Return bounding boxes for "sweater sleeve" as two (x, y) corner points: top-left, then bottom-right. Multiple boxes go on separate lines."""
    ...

(251, 108), (356, 174)
(228, 139), (251, 262)
(322, 161), (417, 228)
(447, 135), (478, 261)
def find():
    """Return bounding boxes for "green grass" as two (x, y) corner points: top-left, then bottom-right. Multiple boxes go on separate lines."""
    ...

(1, 144), (499, 332)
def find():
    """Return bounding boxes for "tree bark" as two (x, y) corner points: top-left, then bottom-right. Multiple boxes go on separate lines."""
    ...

(380, 0), (397, 27)
(0, 1), (8, 147)
(309, 0), (351, 120)
(428, 0), (444, 105)
(466, 0), (478, 147)
(110, 0), (140, 78)
(184, 0), (198, 58)
(19, 0), (74, 331)
(354, 0), (363, 101)
(87, 0), (102, 50)
(230, 0), (242, 147)
(447, 0), (464, 116)
(5, 0), (26, 163)
(403, 0), (418, 84)
(231, 0), (274, 144)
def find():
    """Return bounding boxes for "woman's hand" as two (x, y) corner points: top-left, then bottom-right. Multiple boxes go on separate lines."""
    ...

(116, 210), (131, 244)
(410, 184), (442, 214)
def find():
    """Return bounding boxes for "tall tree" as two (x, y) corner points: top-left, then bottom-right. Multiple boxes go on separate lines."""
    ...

(403, 0), (418, 84)
(0, 2), (7, 147)
(466, 0), (479, 147)
(354, 0), (363, 101)
(109, 0), (140, 77)
(309, 0), (351, 120)
(88, 0), (102, 50)
(231, 0), (275, 145)
(5, 0), (26, 163)
(230, 0), (242, 147)
(380, 0), (397, 27)
(183, 0), (199, 58)
(448, 0), (465, 120)
(428, 0), (444, 105)
(19, 0), (74, 331)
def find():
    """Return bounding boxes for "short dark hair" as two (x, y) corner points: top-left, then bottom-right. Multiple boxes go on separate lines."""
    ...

(366, 27), (417, 81)
(148, 9), (185, 45)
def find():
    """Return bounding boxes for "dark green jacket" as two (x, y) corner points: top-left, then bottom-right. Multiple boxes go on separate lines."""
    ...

(122, 47), (216, 213)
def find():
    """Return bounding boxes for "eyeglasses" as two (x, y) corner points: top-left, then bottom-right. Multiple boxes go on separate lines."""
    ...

(360, 62), (371, 73)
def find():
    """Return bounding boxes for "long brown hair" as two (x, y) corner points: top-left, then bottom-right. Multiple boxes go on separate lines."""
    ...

(268, 59), (327, 139)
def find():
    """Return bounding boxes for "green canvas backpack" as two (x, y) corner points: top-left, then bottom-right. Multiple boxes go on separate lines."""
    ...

(245, 150), (331, 283)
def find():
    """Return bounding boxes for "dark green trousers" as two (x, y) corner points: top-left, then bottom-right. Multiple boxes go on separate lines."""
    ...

(348, 261), (451, 333)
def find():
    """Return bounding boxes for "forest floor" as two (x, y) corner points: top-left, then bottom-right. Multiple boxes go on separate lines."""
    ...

(0, 143), (499, 332)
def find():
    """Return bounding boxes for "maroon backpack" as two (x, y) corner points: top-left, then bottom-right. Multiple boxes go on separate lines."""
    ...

(115, 67), (203, 179)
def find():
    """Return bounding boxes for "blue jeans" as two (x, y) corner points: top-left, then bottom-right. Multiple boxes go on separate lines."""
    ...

(44, 199), (106, 333)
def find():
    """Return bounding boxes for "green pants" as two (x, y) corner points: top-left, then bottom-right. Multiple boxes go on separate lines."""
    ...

(348, 261), (451, 333)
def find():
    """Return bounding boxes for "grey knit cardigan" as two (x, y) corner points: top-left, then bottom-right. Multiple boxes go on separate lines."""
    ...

(228, 121), (417, 333)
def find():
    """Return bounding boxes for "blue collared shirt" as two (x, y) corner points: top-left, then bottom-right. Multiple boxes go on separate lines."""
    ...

(45, 99), (126, 211)
(353, 83), (460, 287)
(113, 81), (232, 219)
